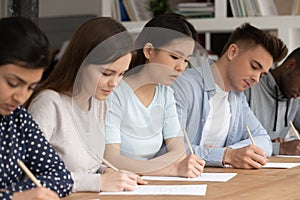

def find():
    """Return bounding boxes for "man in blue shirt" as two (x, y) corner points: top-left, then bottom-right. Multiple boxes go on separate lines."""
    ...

(172, 23), (288, 168)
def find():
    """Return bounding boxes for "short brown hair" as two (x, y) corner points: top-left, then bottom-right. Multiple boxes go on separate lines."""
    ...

(221, 23), (288, 63)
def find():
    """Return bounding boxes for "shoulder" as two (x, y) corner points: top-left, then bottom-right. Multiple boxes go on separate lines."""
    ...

(30, 89), (66, 107)
(12, 106), (38, 129)
(156, 85), (176, 105)
(13, 106), (32, 120)
(33, 89), (61, 101)
(179, 67), (204, 84)
(109, 80), (132, 103)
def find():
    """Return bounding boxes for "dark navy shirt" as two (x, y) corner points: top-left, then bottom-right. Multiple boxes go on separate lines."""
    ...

(0, 106), (73, 199)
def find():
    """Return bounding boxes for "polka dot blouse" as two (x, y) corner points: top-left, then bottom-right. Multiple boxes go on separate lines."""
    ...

(0, 106), (73, 199)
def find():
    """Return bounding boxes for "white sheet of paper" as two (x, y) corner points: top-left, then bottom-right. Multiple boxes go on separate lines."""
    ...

(275, 155), (300, 158)
(263, 162), (300, 168)
(142, 173), (237, 182)
(99, 185), (207, 196)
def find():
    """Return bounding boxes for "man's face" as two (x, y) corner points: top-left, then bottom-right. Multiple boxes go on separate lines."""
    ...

(226, 44), (273, 92)
(279, 65), (300, 99)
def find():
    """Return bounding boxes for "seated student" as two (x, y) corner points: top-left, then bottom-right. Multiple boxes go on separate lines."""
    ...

(105, 13), (205, 177)
(27, 17), (145, 192)
(172, 23), (288, 169)
(0, 17), (73, 200)
(245, 47), (300, 155)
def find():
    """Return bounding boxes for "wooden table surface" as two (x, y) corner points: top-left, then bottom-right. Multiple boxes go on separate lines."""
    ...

(61, 157), (300, 200)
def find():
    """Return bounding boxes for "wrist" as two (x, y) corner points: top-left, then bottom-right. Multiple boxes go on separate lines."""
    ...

(97, 165), (108, 174)
(222, 147), (231, 165)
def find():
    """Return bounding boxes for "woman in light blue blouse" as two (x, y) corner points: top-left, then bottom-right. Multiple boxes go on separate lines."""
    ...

(105, 13), (205, 176)
(0, 17), (73, 200)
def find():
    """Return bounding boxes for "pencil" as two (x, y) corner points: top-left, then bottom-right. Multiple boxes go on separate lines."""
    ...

(97, 156), (119, 171)
(246, 125), (256, 145)
(17, 159), (42, 187)
(183, 128), (194, 154)
(289, 121), (300, 140)
(97, 156), (145, 183)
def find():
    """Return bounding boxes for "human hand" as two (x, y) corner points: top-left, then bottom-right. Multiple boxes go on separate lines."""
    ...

(272, 138), (285, 143)
(12, 187), (59, 200)
(279, 140), (300, 155)
(100, 170), (147, 191)
(176, 154), (205, 178)
(224, 145), (268, 169)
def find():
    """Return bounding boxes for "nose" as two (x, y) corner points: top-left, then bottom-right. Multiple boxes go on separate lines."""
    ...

(250, 71), (261, 85)
(175, 60), (187, 73)
(13, 88), (31, 105)
(108, 76), (121, 87)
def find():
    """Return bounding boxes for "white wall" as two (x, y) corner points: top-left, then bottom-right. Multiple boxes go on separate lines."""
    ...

(39, 0), (102, 17)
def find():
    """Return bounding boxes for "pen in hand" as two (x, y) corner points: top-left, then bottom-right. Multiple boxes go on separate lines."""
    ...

(246, 125), (256, 145)
(246, 125), (268, 162)
(17, 159), (42, 187)
(183, 128), (194, 155)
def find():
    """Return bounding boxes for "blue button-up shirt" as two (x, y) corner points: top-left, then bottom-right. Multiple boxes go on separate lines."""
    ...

(171, 61), (272, 166)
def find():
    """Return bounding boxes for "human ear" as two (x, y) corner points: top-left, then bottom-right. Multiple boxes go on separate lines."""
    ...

(227, 44), (239, 61)
(143, 43), (154, 59)
(284, 57), (296, 71)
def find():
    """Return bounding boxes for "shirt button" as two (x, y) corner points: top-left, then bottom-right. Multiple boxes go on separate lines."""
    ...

(87, 169), (91, 173)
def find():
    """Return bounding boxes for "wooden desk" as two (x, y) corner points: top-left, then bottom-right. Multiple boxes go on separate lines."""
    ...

(61, 157), (300, 200)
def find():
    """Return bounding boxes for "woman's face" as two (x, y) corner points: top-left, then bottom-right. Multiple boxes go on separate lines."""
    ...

(145, 38), (195, 85)
(83, 53), (132, 100)
(0, 64), (43, 115)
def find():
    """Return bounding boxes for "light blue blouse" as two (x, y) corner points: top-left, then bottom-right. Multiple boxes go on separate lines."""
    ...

(106, 80), (182, 160)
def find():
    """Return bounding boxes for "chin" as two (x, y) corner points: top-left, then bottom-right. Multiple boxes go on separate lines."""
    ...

(162, 80), (173, 86)
(0, 110), (11, 116)
(233, 87), (245, 92)
(95, 95), (106, 101)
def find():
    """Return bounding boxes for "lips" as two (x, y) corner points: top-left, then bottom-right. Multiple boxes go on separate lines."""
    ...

(102, 89), (112, 95)
(170, 75), (178, 80)
(243, 79), (251, 88)
(5, 104), (17, 112)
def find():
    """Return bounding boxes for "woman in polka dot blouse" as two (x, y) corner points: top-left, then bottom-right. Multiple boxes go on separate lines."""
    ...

(0, 17), (73, 200)
(27, 17), (147, 192)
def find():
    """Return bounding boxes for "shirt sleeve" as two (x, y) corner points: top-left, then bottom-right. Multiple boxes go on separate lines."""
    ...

(11, 110), (73, 197)
(162, 86), (183, 139)
(71, 172), (100, 192)
(293, 104), (300, 132)
(171, 76), (189, 130)
(228, 93), (272, 157)
(0, 190), (13, 200)
(105, 90), (123, 144)
(27, 90), (59, 141)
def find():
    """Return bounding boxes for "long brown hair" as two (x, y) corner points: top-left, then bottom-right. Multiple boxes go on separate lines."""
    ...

(26, 17), (133, 107)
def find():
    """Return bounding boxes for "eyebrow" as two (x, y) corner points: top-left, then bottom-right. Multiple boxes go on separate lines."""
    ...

(8, 74), (40, 85)
(171, 49), (193, 59)
(252, 60), (263, 70)
(103, 68), (115, 72)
